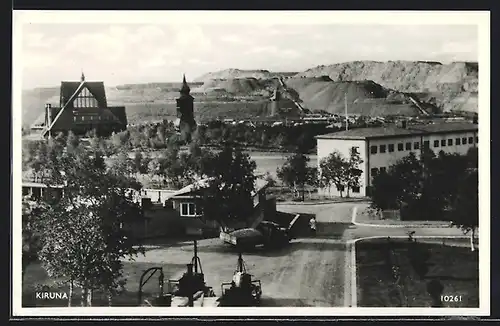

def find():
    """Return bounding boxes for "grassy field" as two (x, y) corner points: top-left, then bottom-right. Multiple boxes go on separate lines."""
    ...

(355, 238), (479, 308)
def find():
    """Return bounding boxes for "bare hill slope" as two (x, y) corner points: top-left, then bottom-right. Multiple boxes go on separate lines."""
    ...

(194, 69), (297, 82)
(197, 77), (269, 95)
(283, 76), (419, 116)
(294, 61), (478, 113)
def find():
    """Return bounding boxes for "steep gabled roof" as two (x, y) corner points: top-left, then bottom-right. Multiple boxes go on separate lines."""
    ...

(60, 81), (107, 108)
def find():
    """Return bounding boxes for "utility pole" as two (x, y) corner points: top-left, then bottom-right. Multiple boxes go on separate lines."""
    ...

(345, 92), (349, 131)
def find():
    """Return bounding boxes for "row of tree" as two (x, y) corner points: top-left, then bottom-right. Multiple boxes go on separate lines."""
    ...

(105, 120), (335, 153)
(369, 147), (479, 251)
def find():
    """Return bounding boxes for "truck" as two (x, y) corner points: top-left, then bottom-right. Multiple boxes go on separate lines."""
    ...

(220, 215), (301, 249)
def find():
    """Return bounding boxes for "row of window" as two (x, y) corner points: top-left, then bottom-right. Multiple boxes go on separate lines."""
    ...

(370, 136), (478, 154)
(73, 88), (99, 108)
(432, 136), (477, 149)
(73, 115), (112, 122)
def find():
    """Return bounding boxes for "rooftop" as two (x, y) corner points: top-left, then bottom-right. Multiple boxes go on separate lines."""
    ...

(316, 122), (478, 140)
(169, 177), (269, 199)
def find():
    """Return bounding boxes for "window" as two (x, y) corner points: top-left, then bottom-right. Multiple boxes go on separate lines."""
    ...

(388, 144), (394, 152)
(448, 139), (453, 146)
(414, 142), (420, 150)
(73, 87), (99, 108)
(433, 140), (439, 148)
(397, 143), (404, 151)
(456, 138), (461, 145)
(462, 137), (467, 145)
(476, 136), (479, 143)
(441, 139), (446, 146)
(380, 167), (387, 173)
(351, 186), (360, 193)
(73, 116), (77, 122)
(405, 142), (412, 150)
(82, 116), (86, 121)
(180, 202), (197, 217)
(380, 145), (386, 153)
(371, 168), (379, 176)
(423, 141), (430, 149)
(336, 185), (345, 192)
(468, 137), (473, 144)
(370, 145), (378, 154)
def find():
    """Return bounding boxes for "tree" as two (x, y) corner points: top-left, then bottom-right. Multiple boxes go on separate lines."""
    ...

(35, 143), (145, 306)
(197, 145), (257, 229)
(132, 152), (150, 175)
(318, 151), (348, 198)
(111, 149), (133, 177)
(66, 131), (80, 154)
(449, 170), (479, 251)
(370, 152), (423, 212)
(22, 197), (46, 284)
(370, 150), (474, 223)
(277, 150), (317, 201)
(345, 147), (364, 197)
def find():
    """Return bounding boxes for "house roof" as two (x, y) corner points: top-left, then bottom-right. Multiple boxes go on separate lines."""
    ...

(60, 81), (108, 108)
(168, 177), (269, 199)
(315, 122), (478, 140)
(408, 122), (479, 134)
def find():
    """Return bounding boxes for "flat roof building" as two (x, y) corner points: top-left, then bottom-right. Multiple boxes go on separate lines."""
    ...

(315, 121), (479, 197)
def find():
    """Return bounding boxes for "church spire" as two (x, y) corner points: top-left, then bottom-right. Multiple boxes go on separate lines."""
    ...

(180, 74), (190, 95)
(80, 70), (85, 82)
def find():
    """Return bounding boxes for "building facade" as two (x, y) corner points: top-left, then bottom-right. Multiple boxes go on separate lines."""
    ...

(33, 73), (127, 138)
(316, 121), (479, 197)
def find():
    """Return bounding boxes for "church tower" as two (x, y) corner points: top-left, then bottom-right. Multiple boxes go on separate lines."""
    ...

(175, 74), (197, 143)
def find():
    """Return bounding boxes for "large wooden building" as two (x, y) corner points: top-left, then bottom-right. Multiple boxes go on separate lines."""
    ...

(33, 73), (127, 137)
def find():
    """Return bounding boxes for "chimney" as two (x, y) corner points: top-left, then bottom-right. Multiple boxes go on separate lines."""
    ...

(186, 263), (193, 275)
(473, 115), (478, 124)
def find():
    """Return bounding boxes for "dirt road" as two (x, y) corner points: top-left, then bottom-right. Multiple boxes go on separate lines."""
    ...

(132, 203), (355, 307)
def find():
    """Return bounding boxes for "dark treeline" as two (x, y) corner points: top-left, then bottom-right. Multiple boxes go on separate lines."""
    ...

(105, 120), (339, 153)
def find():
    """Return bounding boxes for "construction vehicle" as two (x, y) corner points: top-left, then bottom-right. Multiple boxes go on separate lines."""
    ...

(220, 215), (300, 249)
(137, 240), (219, 307)
(218, 252), (262, 306)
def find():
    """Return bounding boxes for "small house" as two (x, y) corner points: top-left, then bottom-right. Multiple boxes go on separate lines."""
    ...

(141, 178), (275, 238)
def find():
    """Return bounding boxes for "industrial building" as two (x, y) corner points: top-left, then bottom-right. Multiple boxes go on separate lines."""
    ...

(31, 73), (127, 137)
(316, 121), (479, 197)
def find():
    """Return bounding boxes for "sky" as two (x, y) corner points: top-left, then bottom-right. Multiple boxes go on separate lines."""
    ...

(16, 12), (481, 89)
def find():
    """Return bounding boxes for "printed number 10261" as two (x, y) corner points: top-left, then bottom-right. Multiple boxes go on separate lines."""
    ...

(441, 295), (463, 302)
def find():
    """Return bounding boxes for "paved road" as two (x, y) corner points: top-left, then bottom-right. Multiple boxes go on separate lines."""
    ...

(133, 202), (468, 307)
